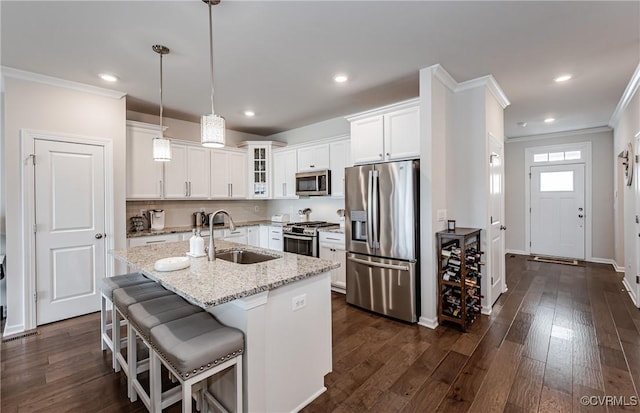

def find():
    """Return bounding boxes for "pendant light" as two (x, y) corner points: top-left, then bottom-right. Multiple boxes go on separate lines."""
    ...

(201, 0), (226, 148)
(152, 44), (171, 161)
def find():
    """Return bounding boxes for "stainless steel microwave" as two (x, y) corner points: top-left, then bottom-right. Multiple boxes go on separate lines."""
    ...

(295, 170), (331, 196)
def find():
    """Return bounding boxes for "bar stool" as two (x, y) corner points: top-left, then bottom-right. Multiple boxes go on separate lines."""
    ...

(149, 312), (244, 413)
(126, 295), (203, 410)
(99, 273), (153, 369)
(112, 282), (174, 388)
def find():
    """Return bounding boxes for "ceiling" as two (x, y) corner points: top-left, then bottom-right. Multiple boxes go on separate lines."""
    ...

(2, 1), (638, 138)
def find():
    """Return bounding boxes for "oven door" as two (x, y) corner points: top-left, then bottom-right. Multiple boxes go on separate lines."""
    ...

(283, 234), (316, 257)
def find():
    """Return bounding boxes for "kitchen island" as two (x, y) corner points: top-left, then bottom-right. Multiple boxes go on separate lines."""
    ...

(111, 240), (338, 413)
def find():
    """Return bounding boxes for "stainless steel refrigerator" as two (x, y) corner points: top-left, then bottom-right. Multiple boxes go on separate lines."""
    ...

(345, 160), (419, 323)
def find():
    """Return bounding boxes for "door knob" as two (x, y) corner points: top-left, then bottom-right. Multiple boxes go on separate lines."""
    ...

(578, 207), (583, 211)
(578, 214), (584, 218)
(500, 225), (507, 230)
(95, 233), (104, 239)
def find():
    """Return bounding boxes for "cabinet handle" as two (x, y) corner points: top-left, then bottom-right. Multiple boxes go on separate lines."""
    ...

(146, 240), (166, 244)
(310, 164), (315, 168)
(272, 238), (279, 240)
(189, 182), (192, 197)
(282, 182), (286, 197)
(159, 180), (163, 197)
(326, 237), (341, 241)
(230, 183), (233, 197)
(185, 182), (189, 197)
(228, 183), (231, 198)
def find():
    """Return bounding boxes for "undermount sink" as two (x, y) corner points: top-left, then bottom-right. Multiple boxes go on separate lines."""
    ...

(216, 249), (280, 264)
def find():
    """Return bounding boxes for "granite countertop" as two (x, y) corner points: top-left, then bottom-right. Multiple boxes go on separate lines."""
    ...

(318, 227), (345, 234)
(127, 220), (284, 238)
(111, 240), (339, 309)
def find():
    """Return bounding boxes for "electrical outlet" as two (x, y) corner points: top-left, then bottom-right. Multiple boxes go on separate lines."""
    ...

(254, 206), (259, 212)
(140, 209), (147, 217)
(292, 294), (307, 311)
(200, 207), (205, 213)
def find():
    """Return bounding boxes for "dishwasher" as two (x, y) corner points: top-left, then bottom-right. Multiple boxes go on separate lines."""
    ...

(222, 227), (248, 245)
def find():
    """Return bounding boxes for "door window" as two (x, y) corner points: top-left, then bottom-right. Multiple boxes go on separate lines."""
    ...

(540, 171), (574, 192)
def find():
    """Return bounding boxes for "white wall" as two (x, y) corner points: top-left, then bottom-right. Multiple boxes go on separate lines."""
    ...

(126, 110), (266, 146)
(3, 76), (126, 335)
(504, 129), (615, 260)
(267, 116), (349, 146)
(611, 62), (640, 305)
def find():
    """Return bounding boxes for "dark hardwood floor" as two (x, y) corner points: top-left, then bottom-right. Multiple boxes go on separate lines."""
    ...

(2, 254), (639, 412)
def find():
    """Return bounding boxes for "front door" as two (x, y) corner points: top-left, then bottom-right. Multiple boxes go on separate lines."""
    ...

(489, 138), (505, 305)
(635, 136), (640, 308)
(35, 139), (106, 325)
(530, 164), (585, 260)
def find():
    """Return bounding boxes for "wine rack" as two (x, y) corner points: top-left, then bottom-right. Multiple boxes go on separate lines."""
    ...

(437, 228), (483, 331)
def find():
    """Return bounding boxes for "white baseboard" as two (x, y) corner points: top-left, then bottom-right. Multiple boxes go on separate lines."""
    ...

(481, 307), (492, 315)
(2, 323), (25, 337)
(622, 278), (638, 307)
(291, 387), (326, 413)
(588, 257), (625, 273)
(418, 316), (438, 329)
(505, 249), (527, 256)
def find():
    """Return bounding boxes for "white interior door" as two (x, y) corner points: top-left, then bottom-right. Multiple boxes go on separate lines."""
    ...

(35, 139), (106, 325)
(489, 140), (505, 306)
(530, 164), (585, 259)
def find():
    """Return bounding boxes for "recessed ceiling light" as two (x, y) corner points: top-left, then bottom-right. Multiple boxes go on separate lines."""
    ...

(244, 110), (255, 117)
(544, 117), (556, 123)
(517, 121), (528, 127)
(554, 74), (572, 83)
(99, 73), (118, 82)
(333, 74), (348, 83)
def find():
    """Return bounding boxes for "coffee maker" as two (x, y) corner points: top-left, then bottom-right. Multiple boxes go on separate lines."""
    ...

(150, 209), (165, 231)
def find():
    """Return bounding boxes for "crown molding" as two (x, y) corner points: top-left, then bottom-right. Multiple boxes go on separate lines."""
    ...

(456, 74), (510, 108)
(1, 66), (126, 100)
(505, 126), (611, 143)
(428, 64), (458, 92)
(609, 61), (640, 128)
(126, 120), (168, 132)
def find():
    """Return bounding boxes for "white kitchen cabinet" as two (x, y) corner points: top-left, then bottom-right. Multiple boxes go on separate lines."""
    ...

(347, 99), (420, 164)
(273, 149), (298, 199)
(268, 225), (283, 251)
(128, 233), (181, 247)
(329, 138), (351, 198)
(211, 148), (247, 199)
(247, 226), (260, 247)
(164, 143), (210, 199)
(297, 144), (330, 172)
(223, 227), (248, 245)
(318, 232), (346, 293)
(259, 226), (269, 248)
(126, 121), (165, 199)
(239, 141), (285, 199)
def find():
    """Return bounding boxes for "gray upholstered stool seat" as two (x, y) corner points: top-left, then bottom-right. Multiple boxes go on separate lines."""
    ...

(99, 272), (154, 370)
(126, 295), (204, 409)
(113, 282), (174, 318)
(112, 282), (174, 380)
(149, 312), (244, 413)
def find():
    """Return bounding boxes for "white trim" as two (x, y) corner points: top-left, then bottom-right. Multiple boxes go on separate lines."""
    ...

(345, 97), (420, 121)
(457, 74), (510, 109)
(418, 316), (438, 329)
(588, 257), (626, 273)
(126, 120), (167, 132)
(524, 142), (592, 260)
(2, 66), (126, 100)
(429, 64), (458, 92)
(622, 278), (638, 307)
(506, 249), (528, 256)
(506, 126), (612, 142)
(609, 61), (640, 128)
(20, 129), (114, 330)
(481, 307), (493, 315)
(273, 134), (349, 152)
(290, 387), (327, 413)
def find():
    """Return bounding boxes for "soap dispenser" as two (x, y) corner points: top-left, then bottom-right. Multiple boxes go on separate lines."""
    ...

(189, 229), (197, 255)
(194, 230), (205, 255)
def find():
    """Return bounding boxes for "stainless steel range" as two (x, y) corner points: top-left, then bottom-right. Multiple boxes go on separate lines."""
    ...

(283, 221), (339, 257)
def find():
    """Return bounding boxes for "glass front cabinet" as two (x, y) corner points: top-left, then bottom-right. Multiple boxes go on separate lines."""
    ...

(239, 141), (285, 199)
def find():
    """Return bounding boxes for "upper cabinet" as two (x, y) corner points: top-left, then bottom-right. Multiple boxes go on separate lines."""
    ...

(329, 138), (351, 198)
(164, 143), (210, 199)
(297, 144), (330, 172)
(273, 149), (298, 199)
(126, 121), (165, 199)
(346, 98), (420, 165)
(239, 141), (285, 199)
(210, 148), (247, 199)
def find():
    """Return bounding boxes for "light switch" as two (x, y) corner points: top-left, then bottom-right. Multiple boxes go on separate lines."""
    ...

(437, 209), (447, 222)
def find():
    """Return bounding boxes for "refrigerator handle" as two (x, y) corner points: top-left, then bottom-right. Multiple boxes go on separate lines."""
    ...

(348, 256), (409, 271)
(372, 170), (380, 248)
(367, 170), (374, 249)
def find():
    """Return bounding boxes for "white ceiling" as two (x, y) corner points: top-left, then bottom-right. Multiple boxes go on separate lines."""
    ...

(2, 1), (638, 138)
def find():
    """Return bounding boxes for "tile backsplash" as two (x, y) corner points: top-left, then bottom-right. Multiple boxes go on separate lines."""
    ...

(126, 200), (269, 231)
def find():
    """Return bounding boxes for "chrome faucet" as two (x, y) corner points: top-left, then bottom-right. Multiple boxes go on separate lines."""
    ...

(208, 210), (235, 261)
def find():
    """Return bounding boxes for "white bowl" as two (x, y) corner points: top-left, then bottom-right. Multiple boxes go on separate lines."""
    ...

(154, 256), (190, 272)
